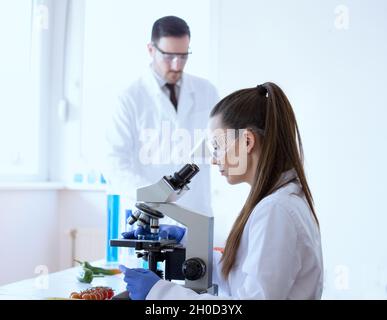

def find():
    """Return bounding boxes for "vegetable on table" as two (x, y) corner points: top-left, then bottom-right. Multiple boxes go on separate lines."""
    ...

(70, 287), (115, 300)
(74, 260), (122, 276)
(77, 268), (104, 284)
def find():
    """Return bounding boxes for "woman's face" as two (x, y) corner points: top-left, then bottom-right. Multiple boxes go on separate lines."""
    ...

(208, 115), (257, 185)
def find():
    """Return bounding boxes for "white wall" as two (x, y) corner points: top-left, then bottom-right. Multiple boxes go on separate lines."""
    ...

(0, 188), (106, 286)
(58, 190), (106, 269)
(0, 190), (59, 285)
(214, 0), (387, 298)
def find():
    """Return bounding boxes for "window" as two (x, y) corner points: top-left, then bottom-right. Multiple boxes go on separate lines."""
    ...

(0, 0), (47, 181)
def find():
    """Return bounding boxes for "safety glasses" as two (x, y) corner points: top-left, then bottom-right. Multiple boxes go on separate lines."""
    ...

(206, 130), (240, 160)
(153, 43), (192, 63)
(206, 128), (265, 160)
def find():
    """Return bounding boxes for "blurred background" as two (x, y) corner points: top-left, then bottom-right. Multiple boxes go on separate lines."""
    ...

(0, 0), (386, 299)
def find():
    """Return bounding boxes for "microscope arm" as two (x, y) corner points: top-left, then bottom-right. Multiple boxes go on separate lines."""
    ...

(145, 202), (214, 293)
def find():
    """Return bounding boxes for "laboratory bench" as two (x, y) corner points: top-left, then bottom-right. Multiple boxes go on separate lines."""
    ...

(0, 261), (127, 300)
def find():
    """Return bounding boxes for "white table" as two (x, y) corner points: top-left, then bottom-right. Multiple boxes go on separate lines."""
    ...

(0, 261), (127, 300)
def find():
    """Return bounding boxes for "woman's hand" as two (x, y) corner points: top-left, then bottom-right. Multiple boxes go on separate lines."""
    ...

(119, 266), (161, 300)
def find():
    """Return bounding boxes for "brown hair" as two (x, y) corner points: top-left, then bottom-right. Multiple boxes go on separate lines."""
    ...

(210, 82), (318, 279)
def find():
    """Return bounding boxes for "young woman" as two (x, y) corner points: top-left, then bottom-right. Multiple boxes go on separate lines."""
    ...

(119, 82), (323, 299)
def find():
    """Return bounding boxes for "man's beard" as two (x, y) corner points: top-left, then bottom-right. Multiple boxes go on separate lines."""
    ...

(166, 71), (182, 82)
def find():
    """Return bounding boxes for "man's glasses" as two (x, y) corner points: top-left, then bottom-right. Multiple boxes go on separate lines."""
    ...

(153, 43), (192, 63)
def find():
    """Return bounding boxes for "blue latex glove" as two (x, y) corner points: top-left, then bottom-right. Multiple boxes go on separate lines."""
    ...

(122, 224), (185, 242)
(119, 265), (160, 300)
(121, 225), (149, 239)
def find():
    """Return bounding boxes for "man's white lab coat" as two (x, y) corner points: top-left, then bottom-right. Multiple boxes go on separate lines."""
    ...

(105, 67), (219, 215)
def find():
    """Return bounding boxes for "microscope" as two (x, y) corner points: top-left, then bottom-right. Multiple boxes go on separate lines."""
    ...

(110, 163), (217, 297)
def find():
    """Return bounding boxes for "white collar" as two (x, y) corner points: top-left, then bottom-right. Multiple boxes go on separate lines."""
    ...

(273, 169), (299, 192)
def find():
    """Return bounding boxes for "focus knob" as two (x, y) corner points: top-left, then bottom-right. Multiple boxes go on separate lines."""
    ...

(182, 258), (206, 281)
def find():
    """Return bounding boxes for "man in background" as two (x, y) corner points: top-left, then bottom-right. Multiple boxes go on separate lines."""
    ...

(105, 16), (219, 215)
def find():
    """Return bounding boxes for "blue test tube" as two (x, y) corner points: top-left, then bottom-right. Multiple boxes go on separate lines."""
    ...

(106, 194), (120, 262)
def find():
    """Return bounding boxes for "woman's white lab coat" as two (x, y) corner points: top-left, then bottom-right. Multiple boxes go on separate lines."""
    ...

(105, 67), (219, 215)
(146, 170), (324, 299)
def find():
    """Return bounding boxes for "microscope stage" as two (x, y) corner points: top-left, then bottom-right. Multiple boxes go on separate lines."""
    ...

(110, 238), (177, 250)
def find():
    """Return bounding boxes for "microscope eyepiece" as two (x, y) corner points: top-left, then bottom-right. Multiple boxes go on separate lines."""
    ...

(166, 163), (200, 190)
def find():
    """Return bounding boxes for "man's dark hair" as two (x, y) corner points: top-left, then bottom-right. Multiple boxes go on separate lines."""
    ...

(151, 16), (190, 43)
